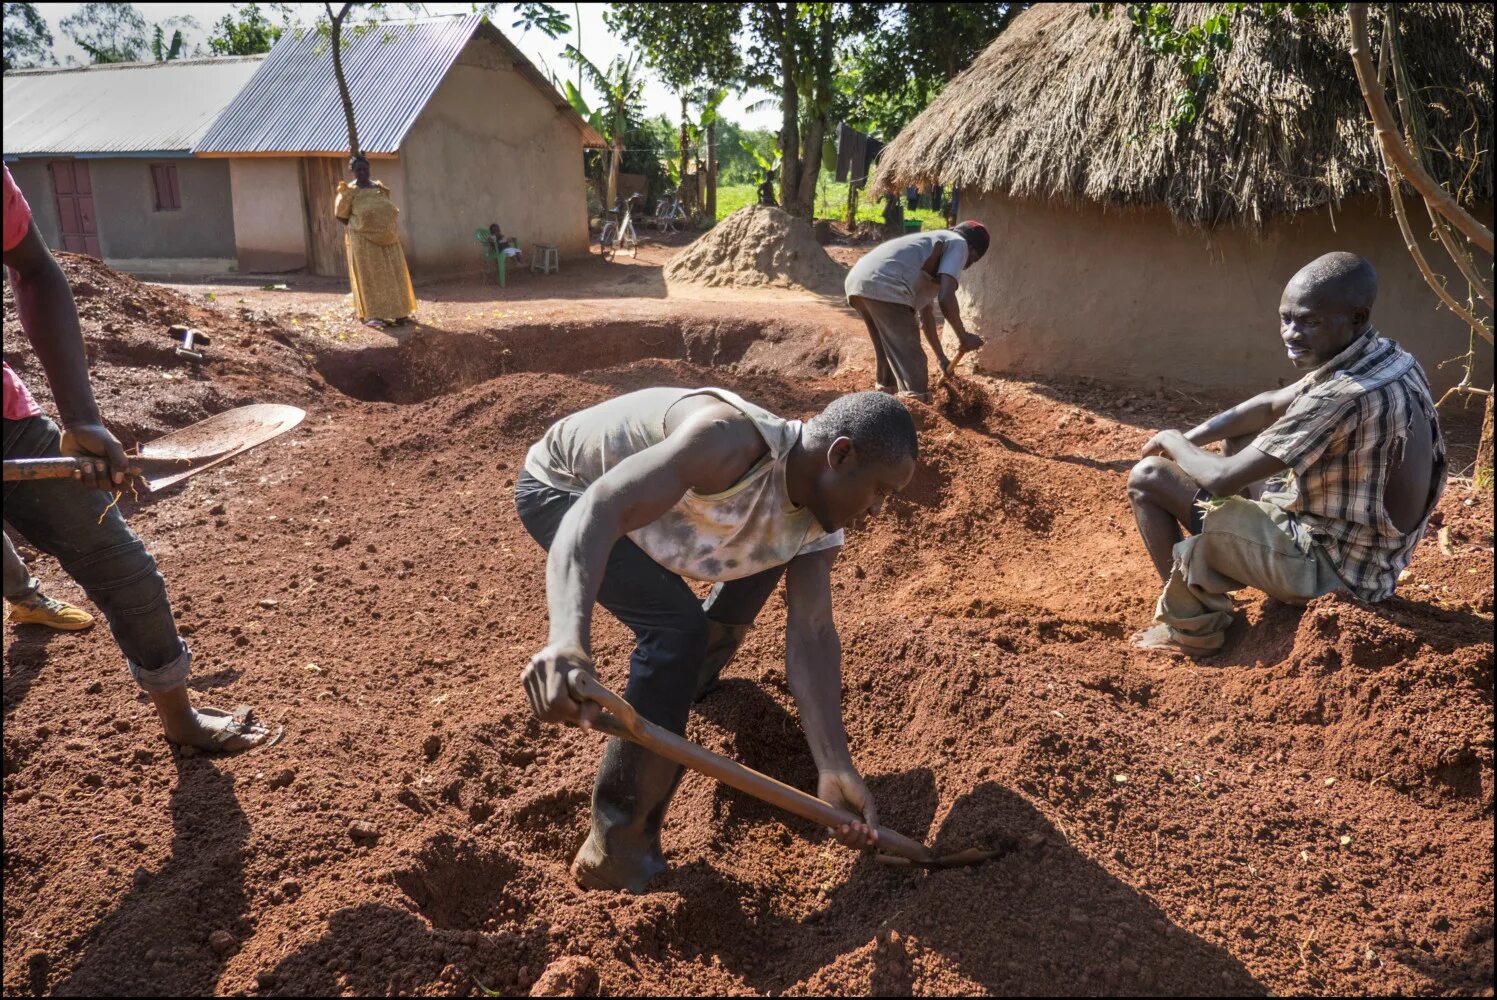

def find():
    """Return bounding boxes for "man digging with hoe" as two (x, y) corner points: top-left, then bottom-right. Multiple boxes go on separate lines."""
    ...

(1127, 252), (1446, 656)
(517, 387), (918, 892)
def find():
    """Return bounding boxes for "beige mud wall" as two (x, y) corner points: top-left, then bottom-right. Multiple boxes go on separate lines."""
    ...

(5, 159), (61, 247)
(399, 36), (589, 280)
(958, 192), (1494, 395)
(229, 157), (308, 272)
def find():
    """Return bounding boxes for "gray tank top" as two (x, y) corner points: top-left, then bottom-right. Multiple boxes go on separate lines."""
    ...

(523, 387), (844, 581)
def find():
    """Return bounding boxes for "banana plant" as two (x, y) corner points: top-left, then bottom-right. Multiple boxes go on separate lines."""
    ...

(564, 45), (645, 211)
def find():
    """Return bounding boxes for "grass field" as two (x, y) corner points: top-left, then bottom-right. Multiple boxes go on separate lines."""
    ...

(715, 177), (949, 230)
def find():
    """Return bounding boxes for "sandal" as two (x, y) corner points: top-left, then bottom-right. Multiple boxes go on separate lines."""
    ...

(175, 704), (286, 756)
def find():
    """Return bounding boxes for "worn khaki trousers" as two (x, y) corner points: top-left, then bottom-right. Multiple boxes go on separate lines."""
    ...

(1155, 497), (1346, 651)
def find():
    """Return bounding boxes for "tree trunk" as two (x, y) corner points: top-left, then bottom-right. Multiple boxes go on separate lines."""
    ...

(327, 3), (358, 157)
(679, 92), (690, 202)
(794, 116), (825, 218)
(607, 139), (620, 212)
(706, 119), (717, 223)
(1478, 391), (1495, 492)
(776, 3), (799, 216)
(846, 181), (858, 227)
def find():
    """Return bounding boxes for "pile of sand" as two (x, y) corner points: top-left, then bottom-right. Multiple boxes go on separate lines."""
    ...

(664, 205), (847, 295)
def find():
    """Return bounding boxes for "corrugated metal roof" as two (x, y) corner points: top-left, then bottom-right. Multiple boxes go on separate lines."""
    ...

(195, 14), (602, 155)
(3, 56), (266, 157)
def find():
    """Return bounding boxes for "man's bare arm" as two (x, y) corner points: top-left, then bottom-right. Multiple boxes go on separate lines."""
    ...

(1154, 432), (1288, 498)
(4, 221), (133, 488)
(936, 274), (982, 352)
(1181, 384), (1300, 447)
(918, 304), (950, 370)
(784, 546), (878, 849)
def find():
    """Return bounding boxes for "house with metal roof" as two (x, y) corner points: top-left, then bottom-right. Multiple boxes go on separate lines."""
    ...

(3, 56), (266, 273)
(195, 14), (602, 277)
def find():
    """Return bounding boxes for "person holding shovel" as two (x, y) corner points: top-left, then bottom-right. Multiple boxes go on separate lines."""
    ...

(517, 388), (918, 892)
(1126, 252), (1446, 656)
(2, 164), (274, 752)
(845, 220), (989, 402)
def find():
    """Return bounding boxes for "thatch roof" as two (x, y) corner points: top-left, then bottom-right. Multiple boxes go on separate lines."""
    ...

(870, 3), (1493, 229)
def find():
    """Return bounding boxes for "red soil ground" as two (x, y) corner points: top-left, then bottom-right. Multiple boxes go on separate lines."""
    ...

(3, 252), (1492, 997)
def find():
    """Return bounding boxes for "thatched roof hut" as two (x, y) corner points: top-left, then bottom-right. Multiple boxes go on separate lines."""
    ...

(872, 3), (1493, 392)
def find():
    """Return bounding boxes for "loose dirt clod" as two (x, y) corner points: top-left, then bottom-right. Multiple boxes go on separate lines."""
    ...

(528, 956), (599, 997)
(664, 205), (847, 294)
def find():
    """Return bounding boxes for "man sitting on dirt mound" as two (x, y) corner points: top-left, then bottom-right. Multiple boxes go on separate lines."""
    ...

(1127, 252), (1446, 656)
(516, 388), (917, 892)
(844, 220), (989, 402)
(2, 164), (274, 752)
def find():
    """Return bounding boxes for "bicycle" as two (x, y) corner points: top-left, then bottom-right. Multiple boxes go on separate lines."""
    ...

(597, 193), (642, 261)
(653, 188), (689, 234)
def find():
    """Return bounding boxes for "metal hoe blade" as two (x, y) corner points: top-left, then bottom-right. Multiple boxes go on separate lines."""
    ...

(133, 403), (305, 491)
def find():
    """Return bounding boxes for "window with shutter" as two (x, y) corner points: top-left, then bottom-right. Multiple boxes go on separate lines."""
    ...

(151, 164), (181, 211)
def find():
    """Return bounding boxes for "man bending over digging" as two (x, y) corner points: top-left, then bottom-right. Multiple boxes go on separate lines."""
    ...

(517, 387), (917, 892)
(845, 221), (990, 402)
(1127, 252), (1446, 656)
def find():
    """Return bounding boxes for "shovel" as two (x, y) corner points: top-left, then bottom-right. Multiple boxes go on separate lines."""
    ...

(566, 669), (1000, 870)
(3, 404), (305, 491)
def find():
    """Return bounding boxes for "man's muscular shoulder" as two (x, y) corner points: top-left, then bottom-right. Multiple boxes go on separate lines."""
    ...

(664, 399), (770, 494)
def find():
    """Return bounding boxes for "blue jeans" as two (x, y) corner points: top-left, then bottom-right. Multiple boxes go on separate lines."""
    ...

(3, 416), (190, 691)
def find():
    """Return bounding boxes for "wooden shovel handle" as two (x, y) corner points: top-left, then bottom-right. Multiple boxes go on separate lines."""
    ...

(2, 458), (88, 482)
(565, 669), (934, 864)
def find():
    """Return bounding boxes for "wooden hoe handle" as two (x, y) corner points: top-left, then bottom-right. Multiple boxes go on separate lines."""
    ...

(2, 458), (91, 482)
(565, 669), (935, 864)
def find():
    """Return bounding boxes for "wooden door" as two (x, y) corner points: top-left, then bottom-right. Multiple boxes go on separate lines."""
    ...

(300, 157), (348, 277)
(48, 160), (101, 256)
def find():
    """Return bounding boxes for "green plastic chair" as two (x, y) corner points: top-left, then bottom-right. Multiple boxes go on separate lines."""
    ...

(474, 228), (518, 287)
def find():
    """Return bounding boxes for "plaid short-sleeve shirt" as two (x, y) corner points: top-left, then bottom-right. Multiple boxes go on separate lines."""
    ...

(1251, 329), (1447, 602)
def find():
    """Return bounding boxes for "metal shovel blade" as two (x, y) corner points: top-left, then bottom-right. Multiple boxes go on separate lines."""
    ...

(133, 403), (305, 491)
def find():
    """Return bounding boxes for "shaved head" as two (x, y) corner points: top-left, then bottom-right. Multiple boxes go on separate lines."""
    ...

(1287, 252), (1378, 312)
(1278, 253), (1378, 369)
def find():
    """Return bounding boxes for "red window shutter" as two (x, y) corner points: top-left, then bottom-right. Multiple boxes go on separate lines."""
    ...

(151, 165), (167, 211)
(166, 165), (180, 210)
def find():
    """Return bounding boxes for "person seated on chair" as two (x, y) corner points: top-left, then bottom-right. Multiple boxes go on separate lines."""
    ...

(487, 224), (522, 257)
(1126, 252), (1447, 657)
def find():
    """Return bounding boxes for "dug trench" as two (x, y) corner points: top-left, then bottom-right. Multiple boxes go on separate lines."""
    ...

(2, 280), (1492, 996)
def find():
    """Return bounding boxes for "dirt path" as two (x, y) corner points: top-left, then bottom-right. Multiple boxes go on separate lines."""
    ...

(3, 248), (1492, 997)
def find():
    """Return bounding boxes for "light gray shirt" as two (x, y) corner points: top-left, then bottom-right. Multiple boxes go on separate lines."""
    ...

(844, 230), (969, 309)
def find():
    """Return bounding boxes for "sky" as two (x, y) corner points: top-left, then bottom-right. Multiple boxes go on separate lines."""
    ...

(27, 2), (781, 132)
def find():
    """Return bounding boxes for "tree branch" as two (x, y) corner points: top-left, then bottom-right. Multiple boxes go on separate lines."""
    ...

(1347, 3), (1493, 254)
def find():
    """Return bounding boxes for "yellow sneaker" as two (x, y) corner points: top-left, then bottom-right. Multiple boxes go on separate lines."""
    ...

(7, 591), (95, 631)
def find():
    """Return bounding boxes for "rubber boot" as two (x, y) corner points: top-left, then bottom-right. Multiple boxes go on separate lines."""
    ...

(571, 738), (684, 893)
(693, 620), (752, 703)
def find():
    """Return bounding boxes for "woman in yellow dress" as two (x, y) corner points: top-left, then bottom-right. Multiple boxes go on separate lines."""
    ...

(335, 154), (416, 328)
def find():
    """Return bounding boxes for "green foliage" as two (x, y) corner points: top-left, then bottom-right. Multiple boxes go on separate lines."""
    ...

(604, 3), (741, 94)
(509, 2), (569, 40)
(62, 2), (149, 63)
(1090, 2), (1343, 131)
(715, 174), (946, 227)
(207, 3), (284, 56)
(3, 2), (54, 70)
(842, 3), (1028, 136)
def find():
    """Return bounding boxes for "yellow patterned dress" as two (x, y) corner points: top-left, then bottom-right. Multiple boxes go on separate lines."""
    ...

(334, 180), (416, 322)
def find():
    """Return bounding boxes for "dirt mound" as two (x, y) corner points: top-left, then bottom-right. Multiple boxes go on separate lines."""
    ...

(3, 253), (325, 441)
(664, 205), (847, 295)
(2, 322), (1491, 997)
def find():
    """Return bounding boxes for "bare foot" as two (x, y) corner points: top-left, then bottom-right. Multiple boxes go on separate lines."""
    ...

(1130, 623), (1205, 658)
(161, 705), (276, 754)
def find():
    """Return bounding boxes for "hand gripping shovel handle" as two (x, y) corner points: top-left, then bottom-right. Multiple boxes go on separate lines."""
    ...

(939, 348), (969, 386)
(565, 669), (936, 865)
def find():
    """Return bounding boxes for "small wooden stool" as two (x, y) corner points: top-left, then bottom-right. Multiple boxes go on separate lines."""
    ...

(531, 244), (559, 275)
